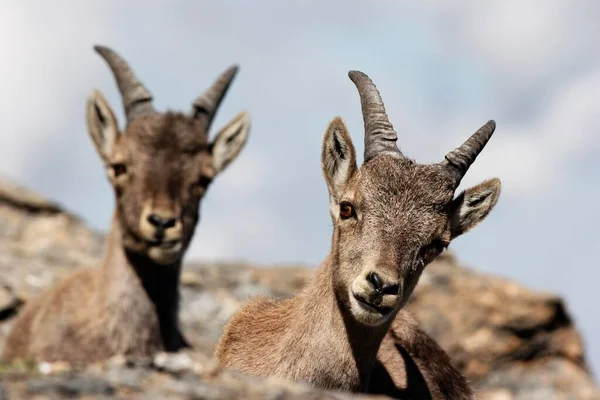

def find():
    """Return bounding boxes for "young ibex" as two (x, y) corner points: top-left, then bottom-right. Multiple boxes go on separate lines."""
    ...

(2, 45), (250, 363)
(216, 71), (500, 399)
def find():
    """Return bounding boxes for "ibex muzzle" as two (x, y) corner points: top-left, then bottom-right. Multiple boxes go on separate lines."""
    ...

(351, 267), (403, 324)
(139, 199), (183, 264)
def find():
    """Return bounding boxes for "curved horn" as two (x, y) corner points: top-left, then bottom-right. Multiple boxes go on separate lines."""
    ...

(94, 45), (154, 120)
(192, 65), (239, 128)
(348, 70), (401, 162)
(442, 120), (496, 185)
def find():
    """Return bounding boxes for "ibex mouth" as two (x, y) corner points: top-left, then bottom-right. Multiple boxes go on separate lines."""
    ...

(148, 239), (182, 251)
(352, 292), (393, 316)
(147, 240), (183, 265)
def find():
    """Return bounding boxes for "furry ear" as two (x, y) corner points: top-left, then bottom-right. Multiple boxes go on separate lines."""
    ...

(86, 89), (120, 164)
(450, 178), (501, 239)
(210, 111), (250, 174)
(321, 117), (357, 201)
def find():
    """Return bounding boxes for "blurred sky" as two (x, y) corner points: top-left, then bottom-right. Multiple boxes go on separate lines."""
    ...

(1, 0), (599, 374)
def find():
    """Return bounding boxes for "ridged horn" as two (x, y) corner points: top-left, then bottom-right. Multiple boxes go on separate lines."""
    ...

(441, 120), (496, 185)
(348, 70), (401, 162)
(192, 65), (239, 128)
(94, 45), (154, 121)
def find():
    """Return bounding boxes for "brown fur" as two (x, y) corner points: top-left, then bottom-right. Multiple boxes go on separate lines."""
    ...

(216, 116), (500, 399)
(372, 313), (474, 399)
(3, 70), (250, 363)
(3, 222), (175, 362)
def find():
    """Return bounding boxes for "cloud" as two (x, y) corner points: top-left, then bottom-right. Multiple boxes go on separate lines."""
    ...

(442, 63), (600, 196)
(0, 1), (124, 206)
(189, 205), (286, 261)
(437, 0), (600, 83)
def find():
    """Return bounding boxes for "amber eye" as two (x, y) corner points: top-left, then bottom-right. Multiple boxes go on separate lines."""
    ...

(111, 163), (127, 178)
(339, 202), (355, 219)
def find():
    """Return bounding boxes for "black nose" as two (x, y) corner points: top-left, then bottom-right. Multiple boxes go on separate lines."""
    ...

(367, 272), (400, 295)
(147, 214), (177, 230)
(367, 272), (384, 292)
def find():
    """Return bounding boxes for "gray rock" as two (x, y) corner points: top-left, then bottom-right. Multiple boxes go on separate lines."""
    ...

(27, 376), (115, 397)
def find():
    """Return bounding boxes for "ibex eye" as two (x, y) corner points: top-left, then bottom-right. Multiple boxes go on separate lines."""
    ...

(111, 163), (127, 178)
(196, 176), (212, 188)
(339, 202), (355, 219)
(429, 239), (448, 252)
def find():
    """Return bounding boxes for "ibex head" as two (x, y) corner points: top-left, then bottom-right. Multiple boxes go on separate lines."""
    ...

(87, 45), (250, 265)
(322, 71), (500, 326)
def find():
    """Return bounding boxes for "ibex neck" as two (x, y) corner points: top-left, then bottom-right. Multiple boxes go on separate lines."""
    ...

(293, 256), (391, 391)
(101, 214), (185, 351)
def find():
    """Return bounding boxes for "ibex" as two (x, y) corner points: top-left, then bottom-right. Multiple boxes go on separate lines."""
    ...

(216, 71), (500, 399)
(2, 45), (250, 363)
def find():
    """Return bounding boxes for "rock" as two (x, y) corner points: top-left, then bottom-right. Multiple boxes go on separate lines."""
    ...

(26, 376), (115, 397)
(153, 351), (207, 375)
(0, 173), (599, 399)
(0, 176), (104, 302)
(0, 354), (373, 400)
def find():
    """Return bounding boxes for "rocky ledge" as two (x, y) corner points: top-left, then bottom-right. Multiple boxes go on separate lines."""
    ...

(0, 175), (598, 399)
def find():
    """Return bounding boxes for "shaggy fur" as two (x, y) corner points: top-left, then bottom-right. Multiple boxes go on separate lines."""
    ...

(216, 116), (500, 399)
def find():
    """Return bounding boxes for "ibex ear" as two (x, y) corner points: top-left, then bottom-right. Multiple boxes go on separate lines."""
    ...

(321, 117), (357, 201)
(210, 111), (250, 174)
(86, 89), (120, 164)
(450, 178), (501, 239)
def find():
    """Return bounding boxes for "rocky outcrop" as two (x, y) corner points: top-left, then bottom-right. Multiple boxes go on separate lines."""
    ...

(0, 174), (598, 399)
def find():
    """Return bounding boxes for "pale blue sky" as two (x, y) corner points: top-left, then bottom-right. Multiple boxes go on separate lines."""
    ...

(1, 0), (599, 374)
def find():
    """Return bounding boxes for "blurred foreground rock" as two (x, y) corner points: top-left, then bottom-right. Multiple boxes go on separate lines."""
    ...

(0, 352), (375, 400)
(0, 174), (599, 399)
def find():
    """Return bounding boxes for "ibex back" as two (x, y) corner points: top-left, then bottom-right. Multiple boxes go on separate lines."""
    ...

(216, 71), (500, 399)
(2, 46), (250, 363)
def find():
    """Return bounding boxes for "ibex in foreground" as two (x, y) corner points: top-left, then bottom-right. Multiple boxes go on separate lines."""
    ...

(2, 46), (250, 363)
(216, 71), (500, 399)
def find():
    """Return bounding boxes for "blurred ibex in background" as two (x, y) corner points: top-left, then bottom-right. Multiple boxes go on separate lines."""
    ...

(2, 45), (250, 363)
(217, 71), (500, 399)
